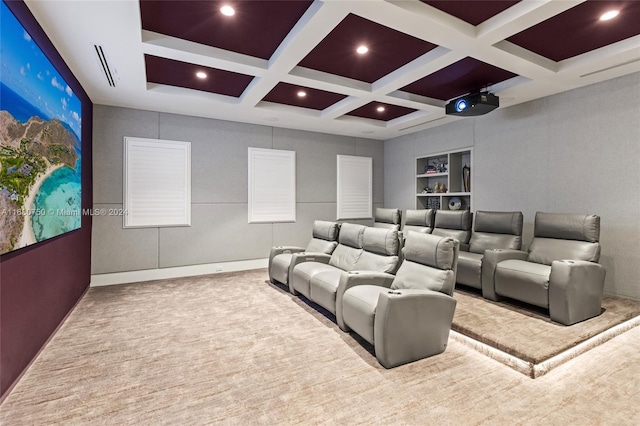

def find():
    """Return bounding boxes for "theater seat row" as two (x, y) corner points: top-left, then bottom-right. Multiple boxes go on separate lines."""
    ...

(379, 207), (605, 326)
(268, 221), (459, 368)
(268, 207), (605, 369)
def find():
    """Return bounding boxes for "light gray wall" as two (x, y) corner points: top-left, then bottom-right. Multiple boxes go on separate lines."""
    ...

(92, 106), (383, 274)
(385, 72), (640, 300)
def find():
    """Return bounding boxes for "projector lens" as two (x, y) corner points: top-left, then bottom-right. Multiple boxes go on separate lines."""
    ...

(455, 99), (467, 112)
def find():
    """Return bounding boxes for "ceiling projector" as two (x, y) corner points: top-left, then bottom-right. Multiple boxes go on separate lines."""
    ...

(445, 92), (499, 116)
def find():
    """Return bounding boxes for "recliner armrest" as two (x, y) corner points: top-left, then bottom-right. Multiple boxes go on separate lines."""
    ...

(481, 249), (528, 300)
(268, 246), (305, 276)
(336, 271), (395, 331)
(287, 253), (332, 294)
(374, 289), (457, 368)
(549, 260), (606, 325)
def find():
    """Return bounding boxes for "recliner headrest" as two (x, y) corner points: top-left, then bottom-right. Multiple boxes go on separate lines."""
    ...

(312, 220), (340, 241)
(362, 227), (399, 256)
(402, 232), (455, 270)
(374, 208), (401, 225)
(338, 223), (366, 248)
(534, 212), (600, 242)
(474, 211), (523, 236)
(404, 209), (434, 228)
(434, 210), (472, 231)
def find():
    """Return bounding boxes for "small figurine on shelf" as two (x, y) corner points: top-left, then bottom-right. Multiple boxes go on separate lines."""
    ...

(437, 162), (448, 173)
(436, 183), (447, 193)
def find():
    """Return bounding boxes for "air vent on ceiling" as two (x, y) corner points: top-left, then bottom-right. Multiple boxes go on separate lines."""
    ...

(398, 116), (448, 132)
(93, 44), (117, 87)
(580, 58), (640, 78)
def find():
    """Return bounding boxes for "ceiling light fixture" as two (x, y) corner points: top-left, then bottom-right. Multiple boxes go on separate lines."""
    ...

(196, 71), (207, 79)
(599, 10), (619, 21)
(376, 106), (385, 112)
(220, 5), (235, 16)
(297, 90), (306, 98)
(356, 45), (369, 55)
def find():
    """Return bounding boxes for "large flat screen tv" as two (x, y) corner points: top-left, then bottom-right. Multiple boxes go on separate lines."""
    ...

(1, 0), (82, 255)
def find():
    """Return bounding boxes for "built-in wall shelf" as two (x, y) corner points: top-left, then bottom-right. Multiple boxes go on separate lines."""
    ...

(415, 148), (472, 211)
(416, 172), (448, 178)
(417, 192), (471, 197)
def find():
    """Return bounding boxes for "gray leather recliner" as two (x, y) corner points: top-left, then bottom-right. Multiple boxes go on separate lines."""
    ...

(482, 212), (606, 325)
(268, 220), (340, 287)
(373, 208), (401, 231)
(457, 211), (523, 289)
(289, 224), (400, 321)
(402, 209), (435, 235)
(431, 210), (472, 251)
(340, 232), (459, 368)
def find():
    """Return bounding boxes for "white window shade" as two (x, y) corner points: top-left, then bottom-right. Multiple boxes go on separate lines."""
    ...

(248, 148), (296, 223)
(123, 137), (191, 228)
(337, 155), (372, 220)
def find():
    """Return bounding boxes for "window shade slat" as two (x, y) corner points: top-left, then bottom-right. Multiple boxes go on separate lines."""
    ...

(248, 148), (296, 223)
(337, 155), (372, 220)
(124, 137), (191, 228)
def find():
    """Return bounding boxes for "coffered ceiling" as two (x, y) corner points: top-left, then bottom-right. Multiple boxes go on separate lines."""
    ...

(25, 0), (640, 140)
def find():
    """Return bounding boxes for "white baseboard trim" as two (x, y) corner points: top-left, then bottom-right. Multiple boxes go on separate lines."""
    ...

(91, 258), (268, 287)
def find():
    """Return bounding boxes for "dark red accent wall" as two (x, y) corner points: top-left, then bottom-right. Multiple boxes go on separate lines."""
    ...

(0, 0), (92, 400)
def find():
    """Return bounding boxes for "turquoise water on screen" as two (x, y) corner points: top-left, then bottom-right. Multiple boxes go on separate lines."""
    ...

(31, 161), (81, 242)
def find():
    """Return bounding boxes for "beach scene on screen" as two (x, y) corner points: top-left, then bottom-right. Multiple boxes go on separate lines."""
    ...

(0, 1), (82, 255)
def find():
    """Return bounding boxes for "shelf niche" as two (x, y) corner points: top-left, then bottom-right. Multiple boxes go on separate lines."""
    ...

(415, 148), (472, 211)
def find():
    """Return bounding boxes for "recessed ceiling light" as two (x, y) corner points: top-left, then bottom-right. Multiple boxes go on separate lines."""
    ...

(376, 106), (385, 112)
(196, 71), (207, 79)
(356, 45), (369, 55)
(297, 90), (306, 98)
(220, 5), (235, 16)
(599, 10), (619, 21)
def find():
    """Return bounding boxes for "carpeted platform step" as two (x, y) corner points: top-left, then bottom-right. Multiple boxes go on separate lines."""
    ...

(451, 288), (640, 377)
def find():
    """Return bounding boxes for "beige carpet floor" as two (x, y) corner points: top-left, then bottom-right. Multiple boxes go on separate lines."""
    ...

(452, 287), (640, 364)
(2, 269), (640, 424)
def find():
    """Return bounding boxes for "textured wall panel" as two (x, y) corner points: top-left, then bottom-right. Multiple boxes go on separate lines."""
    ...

(384, 72), (640, 299)
(92, 106), (159, 204)
(356, 138), (385, 204)
(272, 202), (336, 248)
(158, 204), (272, 268)
(384, 137), (415, 211)
(91, 204), (159, 274)
(273, 128), (356, 203)
(93, 108), (385, 274)
(158, 113), (272, 204)
(545, 74), (640, 299)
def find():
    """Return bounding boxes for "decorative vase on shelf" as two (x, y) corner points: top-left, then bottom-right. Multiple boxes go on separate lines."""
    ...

(463, 165), (471, 192)
(448, 197), (462, 210)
